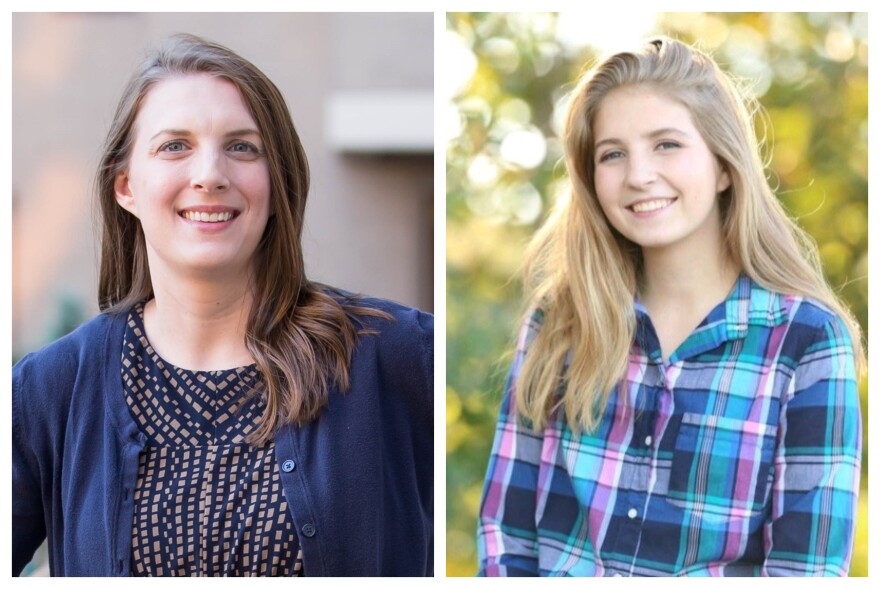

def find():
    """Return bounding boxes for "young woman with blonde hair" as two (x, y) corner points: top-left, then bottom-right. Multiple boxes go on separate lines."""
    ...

(478, 37), (861, 576)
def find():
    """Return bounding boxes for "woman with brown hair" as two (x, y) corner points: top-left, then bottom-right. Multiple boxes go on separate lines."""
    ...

(12, 34), (433, 577)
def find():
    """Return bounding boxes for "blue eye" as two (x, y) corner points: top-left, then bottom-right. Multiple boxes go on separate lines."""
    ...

(657, 141), (681, 151)
(229, 141), (259, 153)
(227, 141), (264, 160)
(159, 140), (187, 152)
(599, 150), (624, 163)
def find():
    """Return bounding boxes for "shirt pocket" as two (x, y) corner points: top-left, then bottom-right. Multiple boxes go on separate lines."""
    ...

(666, 413), (777, 524)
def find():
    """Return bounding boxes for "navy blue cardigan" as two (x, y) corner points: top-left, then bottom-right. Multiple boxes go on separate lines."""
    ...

(12, 297), (433, 576)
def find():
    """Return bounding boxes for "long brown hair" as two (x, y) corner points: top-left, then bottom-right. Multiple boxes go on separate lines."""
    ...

(517, 37), (864, 431)
(97, 33), (389, 444)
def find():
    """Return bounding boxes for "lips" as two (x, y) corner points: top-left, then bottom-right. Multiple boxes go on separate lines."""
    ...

(627, 197), (677, 213)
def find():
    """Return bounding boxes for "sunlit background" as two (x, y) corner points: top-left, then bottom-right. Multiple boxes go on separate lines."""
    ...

(446, 12), (868, 576)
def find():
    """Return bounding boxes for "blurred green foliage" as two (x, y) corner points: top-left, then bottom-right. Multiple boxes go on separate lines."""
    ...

(446, 12), (868, 577)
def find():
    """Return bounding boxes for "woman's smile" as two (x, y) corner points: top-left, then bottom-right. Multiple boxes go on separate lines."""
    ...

(180, 211), (235, 223)
(627, 197), (678, 215)
(177, 205), (241, 226)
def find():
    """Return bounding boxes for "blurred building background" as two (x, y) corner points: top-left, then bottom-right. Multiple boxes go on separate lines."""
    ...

(11, 12), (432, 576)
(12, 12), (433, 362)
(446, 12), (868, 576)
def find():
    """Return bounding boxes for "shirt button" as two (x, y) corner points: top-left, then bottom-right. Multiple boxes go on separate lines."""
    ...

(302, 523), (316, 537)
(281, 460), (296, 472)
(627, 508), (638, 519)
(645, 435), (653, 447)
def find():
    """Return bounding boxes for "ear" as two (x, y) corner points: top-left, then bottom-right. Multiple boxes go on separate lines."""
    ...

(716, 163), (731, 194)
(114, 170), (139, 217)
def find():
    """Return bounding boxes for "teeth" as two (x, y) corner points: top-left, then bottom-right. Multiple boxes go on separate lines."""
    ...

(631, 199), (674, 213)
(182, 211), (233, 222)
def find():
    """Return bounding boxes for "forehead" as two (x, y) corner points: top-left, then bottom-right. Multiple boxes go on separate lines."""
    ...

(134, 73), (257, 133)
(593, 87), (697, 139)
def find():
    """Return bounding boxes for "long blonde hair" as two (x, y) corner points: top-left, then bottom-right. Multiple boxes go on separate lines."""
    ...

(516, 37), (864, 431)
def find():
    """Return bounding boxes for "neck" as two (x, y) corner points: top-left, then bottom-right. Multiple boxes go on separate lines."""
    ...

(143, 270), (256, 371)
(639, 243), (739, 315)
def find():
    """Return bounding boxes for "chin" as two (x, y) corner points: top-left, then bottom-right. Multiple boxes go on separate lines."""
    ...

(621, 232), (672, 248)
(182, 255), (250, 275)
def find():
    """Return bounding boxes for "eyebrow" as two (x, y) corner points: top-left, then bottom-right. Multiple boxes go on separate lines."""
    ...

(149, 128), (262, 142)
(594, 127), (690, 150)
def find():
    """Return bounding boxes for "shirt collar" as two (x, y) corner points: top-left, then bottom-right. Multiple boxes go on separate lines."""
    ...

(634, 274), (791, 363)
(724, 274), (790, 339)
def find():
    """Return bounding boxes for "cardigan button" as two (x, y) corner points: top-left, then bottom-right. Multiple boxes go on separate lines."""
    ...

(281, 459), (296, 473)
(302, 523), (316, 537)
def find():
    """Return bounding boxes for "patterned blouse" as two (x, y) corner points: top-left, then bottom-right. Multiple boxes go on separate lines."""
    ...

(122, 304), (303, 576)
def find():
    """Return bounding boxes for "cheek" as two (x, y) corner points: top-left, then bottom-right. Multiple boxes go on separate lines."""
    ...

(592, 170), (619, 216)
(251, 180), (272, 217)
(258, 181), (273, 216)
(238, 164), (271, 203)
(679, 152), (720, 192)
(129, 163), (184, 200)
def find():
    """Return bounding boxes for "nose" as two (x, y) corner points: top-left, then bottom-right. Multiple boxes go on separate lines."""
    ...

(190, 147), (229, 193)
(625, 152), (658, 189)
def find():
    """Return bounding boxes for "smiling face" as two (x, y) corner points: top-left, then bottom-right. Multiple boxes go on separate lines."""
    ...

(114, 73), (271, 283)
(591, 86), (730, 259)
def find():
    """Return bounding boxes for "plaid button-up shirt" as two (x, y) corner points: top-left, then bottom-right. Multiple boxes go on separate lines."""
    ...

(478, 276), (860, 576)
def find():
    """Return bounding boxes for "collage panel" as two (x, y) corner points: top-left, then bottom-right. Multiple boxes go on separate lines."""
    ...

(446, 11), (867, 577)
(11, 11), (434, 577)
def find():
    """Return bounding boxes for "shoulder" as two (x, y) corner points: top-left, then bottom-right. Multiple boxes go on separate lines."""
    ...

(13, 311), (127, 417)
(327, 288), (434, 406)
(356, 294), (433, 371)
(328, 287), (434, 351)
(775, 296), (857, 396)
(781, 295), (854, 351)
(506, 307), (545, 362)
(14, 311), (123, 376)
